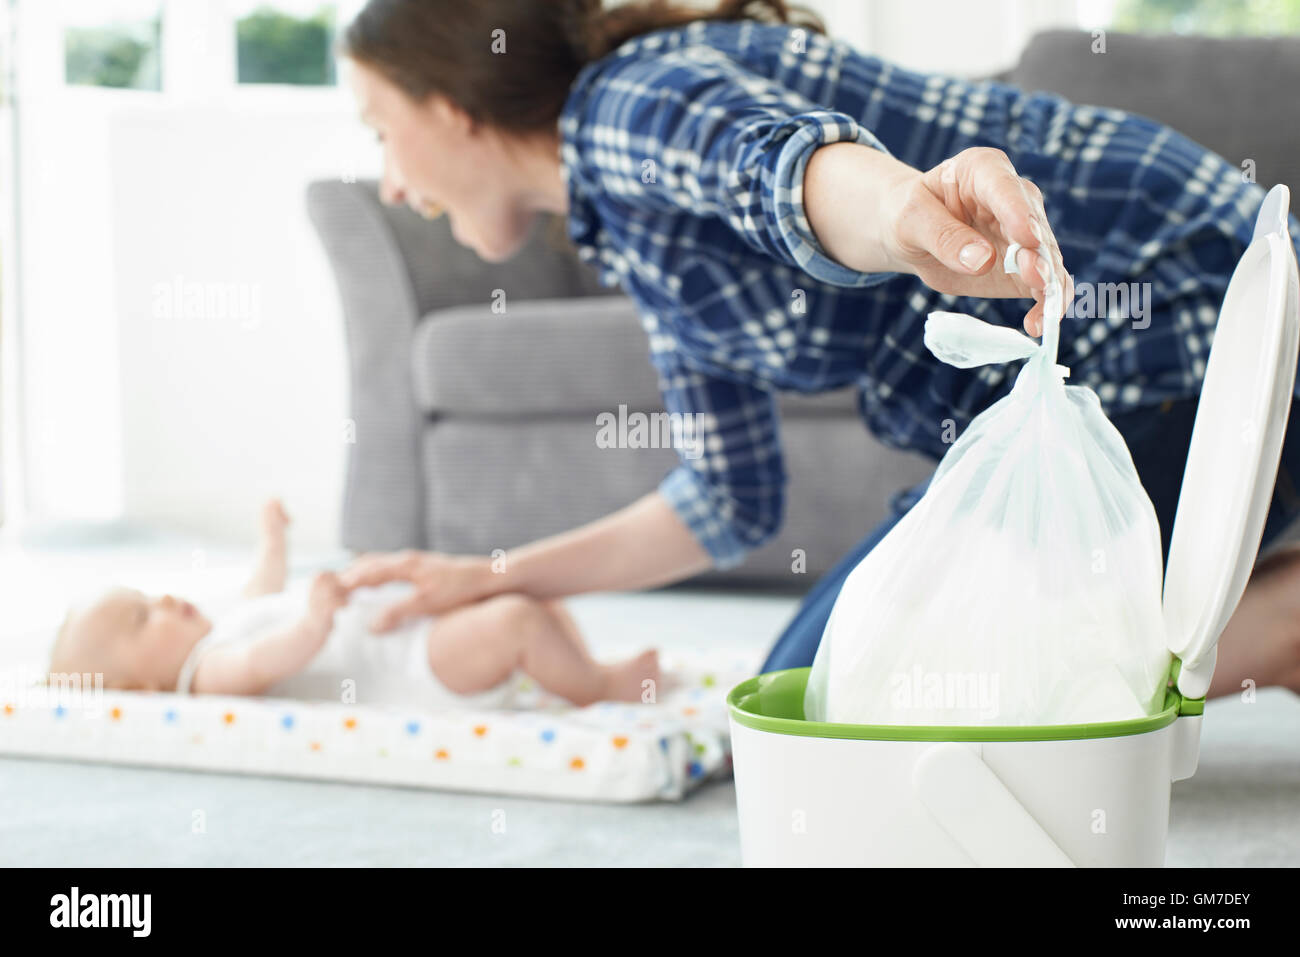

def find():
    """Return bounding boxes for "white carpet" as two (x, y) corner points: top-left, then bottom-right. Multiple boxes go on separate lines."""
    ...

(1, 536), (1296, 867)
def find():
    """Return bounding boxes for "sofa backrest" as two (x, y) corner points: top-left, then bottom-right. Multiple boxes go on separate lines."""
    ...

(331, 182), (608, 317)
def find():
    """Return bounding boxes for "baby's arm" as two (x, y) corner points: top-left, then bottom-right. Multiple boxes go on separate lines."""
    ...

(194, 572), (347, 695)
(243, 500), (290, 599)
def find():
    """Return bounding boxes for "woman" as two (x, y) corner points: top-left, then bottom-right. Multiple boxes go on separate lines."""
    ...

(339, 0), (1300, 700)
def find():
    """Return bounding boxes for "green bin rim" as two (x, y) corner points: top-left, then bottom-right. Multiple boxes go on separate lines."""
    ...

(727, 663), (1202, 743)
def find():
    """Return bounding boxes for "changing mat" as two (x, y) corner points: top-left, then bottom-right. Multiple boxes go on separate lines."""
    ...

(0, 652), (754, 802)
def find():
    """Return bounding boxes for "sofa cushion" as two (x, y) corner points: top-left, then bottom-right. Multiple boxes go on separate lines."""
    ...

(1007, 30), (1300, 198)
(371, 193), (611, 317)
(412, 296), (663, 414)
(421, 415), (935, 582)
(412, 295), (859, 418)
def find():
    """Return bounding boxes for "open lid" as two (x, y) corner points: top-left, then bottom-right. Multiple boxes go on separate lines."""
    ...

(1163, 184), (1300, 699)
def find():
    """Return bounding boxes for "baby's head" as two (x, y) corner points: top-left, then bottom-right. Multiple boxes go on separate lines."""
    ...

(49, 589), (212, 691)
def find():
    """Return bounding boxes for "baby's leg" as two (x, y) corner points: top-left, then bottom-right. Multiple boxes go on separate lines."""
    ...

(426, 594), (659, 706)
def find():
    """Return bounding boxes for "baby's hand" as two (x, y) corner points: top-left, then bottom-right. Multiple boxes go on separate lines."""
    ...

(306, 571), (348, 638)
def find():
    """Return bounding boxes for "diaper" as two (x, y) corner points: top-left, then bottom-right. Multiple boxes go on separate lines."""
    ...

(196, 582), (517, 713)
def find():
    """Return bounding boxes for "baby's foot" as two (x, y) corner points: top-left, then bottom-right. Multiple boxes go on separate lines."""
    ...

(260, 499), (290, 545)
(601, 649), (661, 704)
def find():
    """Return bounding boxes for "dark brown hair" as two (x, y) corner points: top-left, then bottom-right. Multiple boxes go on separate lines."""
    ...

(343, 0), (825, 135)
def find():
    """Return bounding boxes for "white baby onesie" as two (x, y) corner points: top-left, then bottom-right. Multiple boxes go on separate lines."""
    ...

(174, 581), (516, 712)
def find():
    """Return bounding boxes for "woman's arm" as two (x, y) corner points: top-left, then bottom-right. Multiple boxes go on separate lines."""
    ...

(343, 342), (788, 631)
(803, 143), (1072, 337)
(496, 491), (713, 597)
(342, 491), (712, 633)
(568, 48), (1072, 333)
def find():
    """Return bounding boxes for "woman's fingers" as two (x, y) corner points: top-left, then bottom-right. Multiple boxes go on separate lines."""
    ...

(899, 148), (1076, 334)
(1023, 299), (1045, 337)
(897, 181), (995, 276)
(338, 560), (389, 591)
(963, 149), (1040, 251)
(371, 593), (433, 633)
(918, 150), (1073, 310)
(1030, 213), (1071, 307)
(936, 158), (963, 226)
(1009, 242), (1071, 336)
(1014, 245), (1037, 284)
(953, 149), (1074, 303)
(339, 551), (419, 591)
(1008, 172), (1075, 318)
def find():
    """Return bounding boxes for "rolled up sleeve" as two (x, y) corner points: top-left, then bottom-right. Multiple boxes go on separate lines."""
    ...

(769, 112), (892, 286)
(566, 47), (895, 289)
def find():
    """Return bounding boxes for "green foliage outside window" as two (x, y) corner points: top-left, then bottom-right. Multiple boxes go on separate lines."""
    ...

(65, 21), (162, 90)
(1112, 0), (1300, 34)
(237, 6), (336, 86)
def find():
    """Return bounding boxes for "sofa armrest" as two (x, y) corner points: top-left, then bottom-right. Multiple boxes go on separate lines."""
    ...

(307, 179), (428, 550)
(307, 179), (619, 551)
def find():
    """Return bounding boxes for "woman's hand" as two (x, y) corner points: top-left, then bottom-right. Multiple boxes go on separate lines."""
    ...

(804, 144), (1073, 336)
(339, 551), (491, 631)
(878, 147), (1074, 336)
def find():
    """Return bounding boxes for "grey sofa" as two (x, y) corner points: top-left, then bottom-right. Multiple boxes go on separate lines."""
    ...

(307, 29), (1300, 587)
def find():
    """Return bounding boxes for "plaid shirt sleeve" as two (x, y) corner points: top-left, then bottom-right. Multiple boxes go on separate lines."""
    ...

(647, 330), (787, 569)
(566, 42), (895, 288)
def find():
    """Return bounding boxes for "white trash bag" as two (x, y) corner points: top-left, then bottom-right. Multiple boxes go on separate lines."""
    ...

(805, 264), (1172, 727)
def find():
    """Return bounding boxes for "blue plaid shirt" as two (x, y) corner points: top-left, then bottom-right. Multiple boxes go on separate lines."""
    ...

(559, 19), (1296, 569)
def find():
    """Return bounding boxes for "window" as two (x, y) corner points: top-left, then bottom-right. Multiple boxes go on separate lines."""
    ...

(63, 0), (163, 91)
(235, 2), (337, 86)
(1103, 0), (1300, 34)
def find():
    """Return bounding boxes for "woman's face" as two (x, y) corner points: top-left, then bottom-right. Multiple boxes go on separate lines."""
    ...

(347, 59), (539, 263)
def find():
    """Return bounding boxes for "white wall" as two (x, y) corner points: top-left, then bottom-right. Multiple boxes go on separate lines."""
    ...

(12, 87), (376, 548)
(16, 92), (125, 525)
(6, 0), (376, 550)
(110, 98), (375, 548)
(810, 0), (1079, 75)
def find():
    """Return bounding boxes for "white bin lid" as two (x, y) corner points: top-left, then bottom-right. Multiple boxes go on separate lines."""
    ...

(1163, 184), (1300, 699)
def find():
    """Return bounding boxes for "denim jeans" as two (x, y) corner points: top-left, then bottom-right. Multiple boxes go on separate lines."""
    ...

(759, 396), (1300, 673)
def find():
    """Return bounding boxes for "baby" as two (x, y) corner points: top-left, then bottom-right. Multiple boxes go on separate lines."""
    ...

(48, 501), (660, 710)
